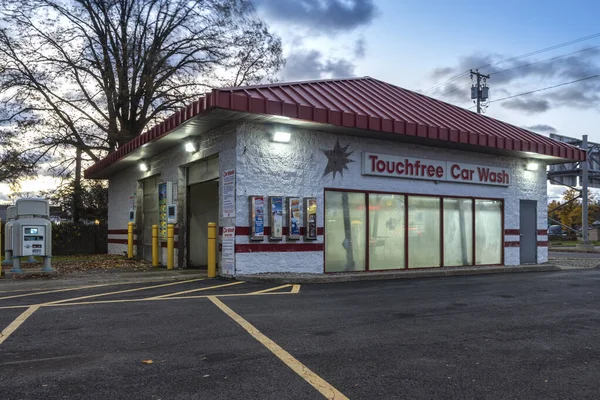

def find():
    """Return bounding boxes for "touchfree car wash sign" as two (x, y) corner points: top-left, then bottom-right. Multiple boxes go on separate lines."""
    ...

(363, 152), (511, 186)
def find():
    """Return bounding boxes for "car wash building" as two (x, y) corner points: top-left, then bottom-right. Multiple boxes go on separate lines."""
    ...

(85, 77), (585, 276)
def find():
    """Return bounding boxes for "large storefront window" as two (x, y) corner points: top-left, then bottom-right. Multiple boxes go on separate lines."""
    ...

(443, 198), (473, 266)
(324, 190), (503, 272)
(408, 196), (441, 268)
(369, 194), (405, 270)
(325, 191), (367, 272)
(475, 199), (503, 265)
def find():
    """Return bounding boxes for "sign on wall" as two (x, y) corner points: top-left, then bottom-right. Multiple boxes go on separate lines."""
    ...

(362, 152), (511, 186)
(222, 226), (235, 276)
(222, 169), (235, 218)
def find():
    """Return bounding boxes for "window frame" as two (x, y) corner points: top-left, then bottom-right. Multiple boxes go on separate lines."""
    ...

(323, 188), (504, 273)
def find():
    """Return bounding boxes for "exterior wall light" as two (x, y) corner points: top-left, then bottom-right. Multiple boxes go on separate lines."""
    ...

(185, 140), (198, 153)
(526, 162), (539, 171)
(272, 131), (291, 143)
(139, 161), (149, 172)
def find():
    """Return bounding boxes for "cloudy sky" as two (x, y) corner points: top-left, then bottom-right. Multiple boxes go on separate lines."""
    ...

(254, 0), (600, 199)
(3, 0), (599, 201)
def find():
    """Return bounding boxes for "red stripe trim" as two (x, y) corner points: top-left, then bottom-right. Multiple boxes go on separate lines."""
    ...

(235, 243), (324, 253)
(234, 226), (324, 236)
(504, 229), (519, 235)
(537, 229), (547, 235)
(504, 241), (520, 247)
(537, 241), (548, 247)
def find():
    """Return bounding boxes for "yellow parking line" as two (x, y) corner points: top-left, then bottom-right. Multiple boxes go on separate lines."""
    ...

(208, 296), (348, 399)
(0, 283), (116, 301)
(147, 281), (245, 299)
(291, 284), (301, 294)
(42, 278), (207, 305)
(0, 289), (298, 309)
(0, 305), (40, 346)
(249, 284), (292, 294)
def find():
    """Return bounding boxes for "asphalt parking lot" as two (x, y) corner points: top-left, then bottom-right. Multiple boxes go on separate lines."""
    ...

(2, 269), (600, 399)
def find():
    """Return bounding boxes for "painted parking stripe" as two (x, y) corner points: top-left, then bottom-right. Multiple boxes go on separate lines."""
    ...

(147, 281), (245, 299)
(0, 284), (118, 301)
(0, 289), (301, 310)
(291, 284), (301, 294)
(208, 296), (348, 400)
(42, 278), (207, 305)
(249, 284), (292, 294)
(0, 305), (40, 346)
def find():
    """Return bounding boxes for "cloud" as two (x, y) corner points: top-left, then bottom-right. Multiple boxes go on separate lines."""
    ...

(524, 124), (557, 133)
(256, 0), (378, 33)
(354, 37), (366, 58)
(502, 98), (551, 114)
(283, 49), (355, 81)
(427, 46), (600, 112)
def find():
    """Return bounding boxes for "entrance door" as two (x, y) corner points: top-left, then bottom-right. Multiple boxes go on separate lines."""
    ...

(188, 180), (219, 267)
(519, 200), (537, 264)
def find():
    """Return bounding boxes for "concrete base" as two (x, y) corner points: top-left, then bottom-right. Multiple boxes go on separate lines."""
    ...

(238, 264), (561, 284)
(4, 268), (59, 279)
(576, 243), (596, 251)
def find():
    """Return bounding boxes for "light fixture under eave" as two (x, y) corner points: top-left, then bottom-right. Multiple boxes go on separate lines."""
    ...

(272, 131), (291, 143)
(185, 140), (197, 153)
(139, 161), (149, 172)
(526, 161), (539, 171)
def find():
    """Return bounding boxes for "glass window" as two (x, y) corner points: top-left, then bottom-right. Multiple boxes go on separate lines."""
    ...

(369, 194), (405, 270)
(443, 198), (473, 266)
(475, 199), (503, 265)
(408, 196), (441, 268)
(325, 191), (367, 272)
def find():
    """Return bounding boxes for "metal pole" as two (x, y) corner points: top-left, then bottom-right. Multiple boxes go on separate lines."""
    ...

(152, 225), (159, 267)
(207, 222), (216, 278)
(476, 73), (481, 114)
(167, 224), (174, 270)
(582, 135), (589, 244)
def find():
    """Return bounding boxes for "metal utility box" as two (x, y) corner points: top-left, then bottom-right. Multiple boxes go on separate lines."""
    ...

(9, 198), (53, 272)
(16, 197), (50, 217)
(11, 218), (52, 257)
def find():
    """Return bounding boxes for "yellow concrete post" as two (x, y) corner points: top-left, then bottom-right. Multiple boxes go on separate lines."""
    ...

(207, 222), (216, 278)
(127, 222), (134, 259)
(152, 225), (159, 267)
(167, 224), (174, 270)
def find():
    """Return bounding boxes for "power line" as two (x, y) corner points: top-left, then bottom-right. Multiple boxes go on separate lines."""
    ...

(476, 32), (600, 70)
(423, 32), (600, 95)
(488, 74), (600, 104)
(467, 73), (600, 109)
(489, 45), (600, 77)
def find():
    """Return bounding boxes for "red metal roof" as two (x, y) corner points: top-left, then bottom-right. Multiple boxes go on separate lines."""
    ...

(85, 76), (585, 178)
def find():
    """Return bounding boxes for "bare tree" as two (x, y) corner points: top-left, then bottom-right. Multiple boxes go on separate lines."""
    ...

(0, 0), (283, 219)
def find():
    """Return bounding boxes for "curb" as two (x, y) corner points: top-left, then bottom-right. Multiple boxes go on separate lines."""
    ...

(237, 265), (562, 284)
(549, 248), (600, 254)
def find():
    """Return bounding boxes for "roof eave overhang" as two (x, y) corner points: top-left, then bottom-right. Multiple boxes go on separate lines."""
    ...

(86, 108), (582, 179)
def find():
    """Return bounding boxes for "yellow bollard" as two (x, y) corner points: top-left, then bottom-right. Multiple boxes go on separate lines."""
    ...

(207, 222), (216, 278)
(167, 224), (174, 270)
(152, 225), (159, 267)
(127, 222), (134, 259)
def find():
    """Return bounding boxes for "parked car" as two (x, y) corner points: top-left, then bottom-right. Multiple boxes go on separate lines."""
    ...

(548, 225), (566, 240)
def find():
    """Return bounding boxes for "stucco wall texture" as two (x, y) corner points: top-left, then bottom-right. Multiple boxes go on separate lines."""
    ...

(108, 121), (548, 275)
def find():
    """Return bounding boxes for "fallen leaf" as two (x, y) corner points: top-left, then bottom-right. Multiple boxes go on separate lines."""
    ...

(142, 360), (153, 365)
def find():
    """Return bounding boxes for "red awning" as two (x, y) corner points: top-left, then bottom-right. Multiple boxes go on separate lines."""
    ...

(85, 76), (585, 178)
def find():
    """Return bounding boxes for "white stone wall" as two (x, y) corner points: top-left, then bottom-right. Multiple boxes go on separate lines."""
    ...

(234, 122), (548, 274)
(107, 123), (237, 268)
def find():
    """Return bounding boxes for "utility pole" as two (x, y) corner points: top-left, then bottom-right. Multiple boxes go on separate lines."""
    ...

(581, 134), (589, 246)
(470, 69), (490, 114)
